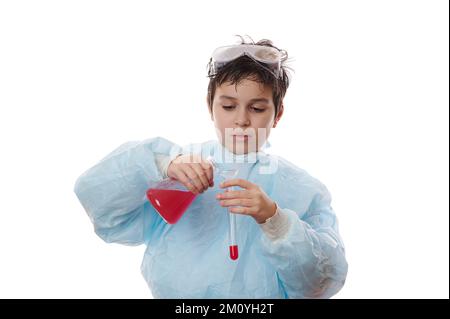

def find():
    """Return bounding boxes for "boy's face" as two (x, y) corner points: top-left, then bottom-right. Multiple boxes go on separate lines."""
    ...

(209, 78), (283, 155)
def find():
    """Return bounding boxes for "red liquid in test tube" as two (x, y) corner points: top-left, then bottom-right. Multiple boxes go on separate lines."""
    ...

(229, 245), (239, 260)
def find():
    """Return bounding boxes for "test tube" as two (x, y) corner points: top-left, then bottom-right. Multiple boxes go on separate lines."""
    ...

(228, 185), (238, 260)
(207, 156), (239, 261)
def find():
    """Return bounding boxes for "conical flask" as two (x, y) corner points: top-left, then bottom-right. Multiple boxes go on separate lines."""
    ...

(146, 178), (197, 224)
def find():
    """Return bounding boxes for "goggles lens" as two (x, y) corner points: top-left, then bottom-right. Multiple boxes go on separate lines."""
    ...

(212, 45), (283, 64)
(209, 44), (286, 78)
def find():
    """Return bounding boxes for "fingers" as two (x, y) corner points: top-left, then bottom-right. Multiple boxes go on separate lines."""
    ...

(190, 164), (212, 192)
(219, 198), (254, 208)
(168, 154), (215, 194)
(220, 178), (254, 190)
(200, 162), (214, 186)
(179, 164), (213, 194)
(171, 169), (198, 194)
(216, 190), (252, 199)
(181, 165), (207, 194)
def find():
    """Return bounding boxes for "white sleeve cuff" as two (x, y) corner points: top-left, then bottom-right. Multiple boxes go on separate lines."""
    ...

(155, 153), (182, 179)
(259, 204), (292, 241)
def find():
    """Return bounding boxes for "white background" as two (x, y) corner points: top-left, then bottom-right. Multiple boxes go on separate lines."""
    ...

(0, 0), (448, 298)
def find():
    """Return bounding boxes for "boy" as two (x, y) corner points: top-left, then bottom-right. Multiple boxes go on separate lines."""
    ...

(74, 35), (348, 298)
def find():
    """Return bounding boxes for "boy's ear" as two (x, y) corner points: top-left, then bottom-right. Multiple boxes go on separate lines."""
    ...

(273, 103), (284, 128)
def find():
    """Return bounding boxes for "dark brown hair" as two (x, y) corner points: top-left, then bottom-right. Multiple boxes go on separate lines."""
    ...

(206, 35), (293, 119)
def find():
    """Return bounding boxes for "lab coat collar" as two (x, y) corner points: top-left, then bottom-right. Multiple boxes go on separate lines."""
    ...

(209, 139), (271, 167)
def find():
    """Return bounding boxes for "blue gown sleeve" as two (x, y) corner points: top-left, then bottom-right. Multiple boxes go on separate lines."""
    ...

(73, 137), (182, 246)
(260, 183), (348, 299)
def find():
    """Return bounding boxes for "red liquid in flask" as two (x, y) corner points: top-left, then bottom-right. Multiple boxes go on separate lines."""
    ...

(229, 245), (239, 260)
(146, 189), (196, 224)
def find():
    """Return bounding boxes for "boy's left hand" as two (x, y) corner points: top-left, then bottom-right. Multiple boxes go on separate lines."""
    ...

(216, 179), (277, 224)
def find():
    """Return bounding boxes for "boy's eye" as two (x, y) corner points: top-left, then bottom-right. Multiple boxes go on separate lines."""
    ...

(222, 105), (266, 112)
(222, 105), (236, 110)
(251, 107), (265, 113)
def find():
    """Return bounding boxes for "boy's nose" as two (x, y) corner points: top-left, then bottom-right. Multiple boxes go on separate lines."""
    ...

(234, 113), (250, 126)
(234, 119), (250, 127)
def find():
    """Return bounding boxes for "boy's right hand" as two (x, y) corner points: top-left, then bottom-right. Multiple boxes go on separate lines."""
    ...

(167, 154), (214, 194)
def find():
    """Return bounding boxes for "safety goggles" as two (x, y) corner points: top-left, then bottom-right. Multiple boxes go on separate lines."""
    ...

(208, 44), (287, 78)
